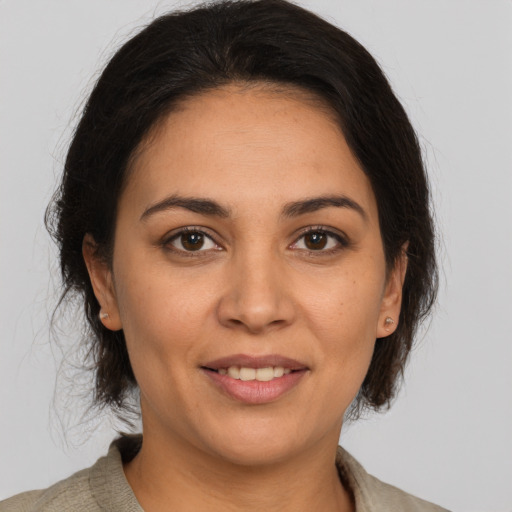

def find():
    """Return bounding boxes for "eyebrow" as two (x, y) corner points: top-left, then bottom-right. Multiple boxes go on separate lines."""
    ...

(140, 193), (367, 222)
(282, 195), (367, 221)
(140, 195), (231, 220)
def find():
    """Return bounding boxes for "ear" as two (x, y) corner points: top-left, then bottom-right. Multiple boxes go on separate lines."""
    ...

(376, 243), (408, 339)
(82, 234), (122, 331)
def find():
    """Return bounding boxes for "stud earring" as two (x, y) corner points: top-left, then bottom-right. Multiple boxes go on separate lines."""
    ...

(384, 317), (394, 331)
(99, 311), (109, 320)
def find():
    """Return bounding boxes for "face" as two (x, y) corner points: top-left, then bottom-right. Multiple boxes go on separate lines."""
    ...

(85, 84), (404, 466)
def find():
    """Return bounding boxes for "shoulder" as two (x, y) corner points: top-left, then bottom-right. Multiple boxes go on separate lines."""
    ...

(0, 467), (95, 512)
(0, 436), (143, 512)
(336, 447), (451, 512)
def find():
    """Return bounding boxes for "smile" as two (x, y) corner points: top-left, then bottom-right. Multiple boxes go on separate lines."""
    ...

(216, 366), (292, 381)
(201, 355), (308, 404)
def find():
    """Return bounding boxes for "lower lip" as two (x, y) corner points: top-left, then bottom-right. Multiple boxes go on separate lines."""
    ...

(202, 369), (307, 404)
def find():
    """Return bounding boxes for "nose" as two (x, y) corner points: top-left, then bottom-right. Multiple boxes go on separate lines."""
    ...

(216, 250), (296, 335)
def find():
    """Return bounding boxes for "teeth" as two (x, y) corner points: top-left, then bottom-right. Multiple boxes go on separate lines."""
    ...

(220, 366), (292, 381)
(255, 367), (274, 381)
(239, 367), (256, 381)
(274, 366), (284, 378)
(227, 366), (240, 379)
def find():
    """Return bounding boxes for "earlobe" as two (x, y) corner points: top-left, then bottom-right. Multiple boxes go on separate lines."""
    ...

(376, 244), (408, 339)
(82, 234), (123, 331)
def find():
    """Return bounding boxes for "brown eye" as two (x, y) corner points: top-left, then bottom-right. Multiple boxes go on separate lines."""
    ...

(291, 229), (346, 253)
(181, 232), (205, 251)
(304, 232), (328, 250)
(168, 230), (218, 252)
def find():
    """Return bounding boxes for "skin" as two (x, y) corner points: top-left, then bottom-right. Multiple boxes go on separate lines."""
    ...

(84, 84), (406, 512)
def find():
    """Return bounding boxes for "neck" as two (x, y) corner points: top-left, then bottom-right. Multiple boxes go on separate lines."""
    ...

(123, 430), (354, 512)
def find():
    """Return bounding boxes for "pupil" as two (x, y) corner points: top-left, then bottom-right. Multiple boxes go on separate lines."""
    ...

(305, 232), (327, 250)
(182, 232), (204, 251)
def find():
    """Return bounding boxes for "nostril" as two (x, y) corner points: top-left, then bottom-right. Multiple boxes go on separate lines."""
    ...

(216, 287), (295, 334)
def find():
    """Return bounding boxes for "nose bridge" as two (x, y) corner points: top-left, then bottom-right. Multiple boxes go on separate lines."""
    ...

(217, 242), (294, 333)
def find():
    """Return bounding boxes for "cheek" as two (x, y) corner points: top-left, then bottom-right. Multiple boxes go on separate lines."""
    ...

(302, 263), (385, 335)
(114, 271), (207, 414)
(300, 262), (384, 388)
(112, 253), (210, 366)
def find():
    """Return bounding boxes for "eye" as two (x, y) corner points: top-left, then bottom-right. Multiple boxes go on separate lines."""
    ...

(291, 228), (346, 252)
(166, 229), (219, 252)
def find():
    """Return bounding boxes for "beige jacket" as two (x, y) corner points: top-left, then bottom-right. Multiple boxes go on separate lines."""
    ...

(0, 438), (449, 511)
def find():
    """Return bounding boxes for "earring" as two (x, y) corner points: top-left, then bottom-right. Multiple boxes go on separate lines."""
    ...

(384, 317), (394, 331)
(99, 311), (109, 320)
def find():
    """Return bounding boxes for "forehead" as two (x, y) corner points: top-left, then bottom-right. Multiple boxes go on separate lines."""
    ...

(122, 84), (377, 221)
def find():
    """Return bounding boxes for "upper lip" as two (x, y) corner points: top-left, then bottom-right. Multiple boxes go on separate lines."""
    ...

(202, 354), (308, 371)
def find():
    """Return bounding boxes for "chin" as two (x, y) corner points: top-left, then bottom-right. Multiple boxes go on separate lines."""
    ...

(197, 419), (315, 468)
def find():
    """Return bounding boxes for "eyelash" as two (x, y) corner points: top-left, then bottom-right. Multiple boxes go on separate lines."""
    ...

(291, 226), (350, 255)
(162, 225), (349, 256)
(163, 227), (221, 256)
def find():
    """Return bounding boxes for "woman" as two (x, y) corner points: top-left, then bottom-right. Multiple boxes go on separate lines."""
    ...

(1, 0), (446, 510)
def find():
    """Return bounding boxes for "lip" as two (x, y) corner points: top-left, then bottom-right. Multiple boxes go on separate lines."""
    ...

(201, 354), (309, 405)
(203, 354), (307, 371)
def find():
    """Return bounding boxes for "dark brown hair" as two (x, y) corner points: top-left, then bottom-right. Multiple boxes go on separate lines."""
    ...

(46, 0), (437, 419)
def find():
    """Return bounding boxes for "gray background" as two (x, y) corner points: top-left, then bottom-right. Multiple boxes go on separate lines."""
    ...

(1, 1), (511, 510)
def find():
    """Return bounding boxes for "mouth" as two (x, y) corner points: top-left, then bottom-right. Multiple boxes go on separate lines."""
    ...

(203, 365), (295, 382)
(202, 354), (307, 378)
(200, 354), (308, 404)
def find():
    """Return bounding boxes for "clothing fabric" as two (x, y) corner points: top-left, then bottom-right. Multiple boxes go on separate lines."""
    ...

(0, 436), (449, 511)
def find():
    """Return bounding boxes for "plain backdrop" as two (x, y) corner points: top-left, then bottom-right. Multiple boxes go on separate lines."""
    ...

(1, 1), (511, 511)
